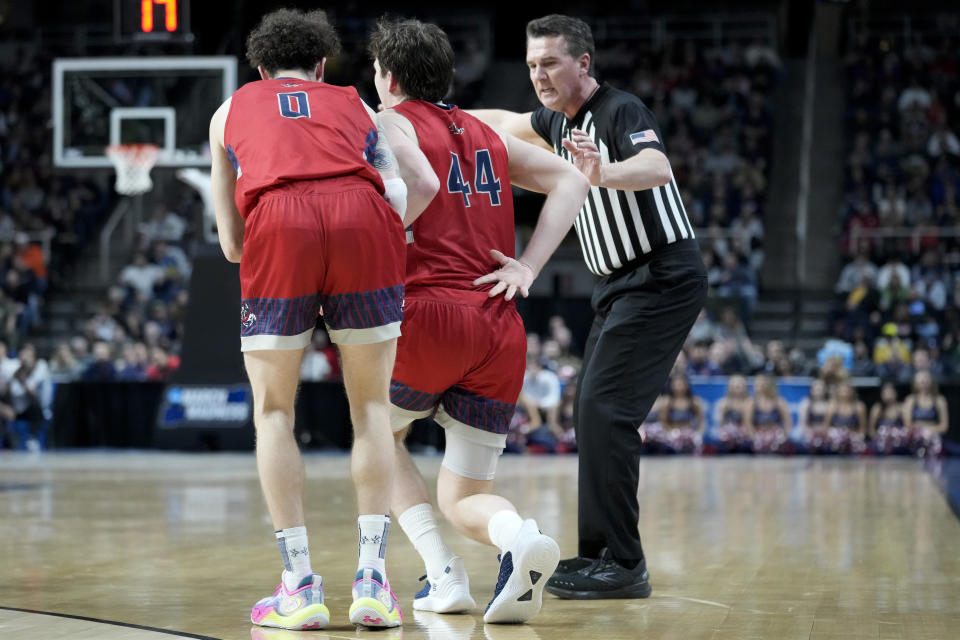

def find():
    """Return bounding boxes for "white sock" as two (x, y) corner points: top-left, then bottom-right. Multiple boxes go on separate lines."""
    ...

(487, 510), (523, 553)
(398, 503), (455, 579)
(276, 526), (312, 591)
(357, 514), (390, 576)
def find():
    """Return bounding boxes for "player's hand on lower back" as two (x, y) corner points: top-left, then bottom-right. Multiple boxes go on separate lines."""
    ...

(561, 129), (602, 186)
(473, 249), (534, 301)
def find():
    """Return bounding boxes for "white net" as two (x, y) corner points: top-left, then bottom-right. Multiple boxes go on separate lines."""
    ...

(106, 144), (160, 196)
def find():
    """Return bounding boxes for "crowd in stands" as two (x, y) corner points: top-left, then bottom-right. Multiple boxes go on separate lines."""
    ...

(602, 39), (779, 318)
(834, 32), (960, 385)
(0, 50), (113, 350)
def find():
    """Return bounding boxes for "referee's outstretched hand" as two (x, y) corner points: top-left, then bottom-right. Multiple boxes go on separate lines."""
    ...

(473, 249), (534, 301)
(562, 129), (602, 186)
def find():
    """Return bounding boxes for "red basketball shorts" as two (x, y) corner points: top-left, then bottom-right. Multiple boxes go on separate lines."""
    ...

(238, 177), (405, 350)
(390, 287), (526, 440)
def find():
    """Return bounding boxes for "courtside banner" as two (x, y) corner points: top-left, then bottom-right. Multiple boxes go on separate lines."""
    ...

(158, 385), (252, 428)
(153, 384), (254, 450)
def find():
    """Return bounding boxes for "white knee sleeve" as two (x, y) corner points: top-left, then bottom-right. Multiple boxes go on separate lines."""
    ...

(440, 419), (506, 481)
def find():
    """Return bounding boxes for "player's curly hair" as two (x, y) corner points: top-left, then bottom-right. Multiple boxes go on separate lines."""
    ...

(246, 8), (342, 76)
(526, 14), (595, 76)
(368, 17), (454, 103)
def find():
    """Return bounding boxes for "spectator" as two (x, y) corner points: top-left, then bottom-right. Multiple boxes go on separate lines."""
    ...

(152, 240), (191, 282)
(688, 309), (718, 344)
(0, 288), (21, 347)
(705, 339), (733, 375)
(762, 340), (794, 377)
(49, 341), (83, 383)
(0, 340), (20, 382)
(749, 374), (792, 454)
(835, 250), (878, 294)
(116, 342), (150, 381)
(520, 355), (563, 445)
(556, 378), (577, 451)
(909, 347), (945, 382)
(686, 341), (722, 376)
(877, 256), (911, 291)
(0, 373), (17, 449)
(850, 339), (877, 377)
(8, 343), (53, 450)
(715, 307), (764, 371)
(145, 346), (179, 381)
(139, 203), (187, 247)
(87, 303), (118, 343)
(119, 252), (165, 300)
(715, 251), (758, 317)
(82, 341), (117, 381)
(927, 122), (960, 157)
(874, 325), (912, 382)
(898, 78), (931, 112)
(4, 265), (40, 334)
(878, 270), (910, 313)
(70, 336), (92, 370)
(14, 233), (47, 286)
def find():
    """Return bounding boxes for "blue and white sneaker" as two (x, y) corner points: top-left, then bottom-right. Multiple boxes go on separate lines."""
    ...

(413, 556), (475, 613)
(483, 519), (559, 624)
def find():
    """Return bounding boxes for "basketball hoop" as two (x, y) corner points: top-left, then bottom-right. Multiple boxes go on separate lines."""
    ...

(106, 143), (160, 196)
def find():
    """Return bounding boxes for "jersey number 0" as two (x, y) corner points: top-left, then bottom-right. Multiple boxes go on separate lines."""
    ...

(447, 150), (502, 208)
(277, 92), (311, 119)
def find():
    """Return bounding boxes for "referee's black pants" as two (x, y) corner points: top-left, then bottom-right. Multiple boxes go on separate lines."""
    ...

(574, 239), (707, 563)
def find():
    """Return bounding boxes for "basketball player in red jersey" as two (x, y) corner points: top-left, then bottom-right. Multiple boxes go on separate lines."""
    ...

(208, 9), (438, 631)
(369, 18), (590, 624)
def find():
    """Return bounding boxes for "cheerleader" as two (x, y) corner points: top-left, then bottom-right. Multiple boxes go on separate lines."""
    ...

(655, 374), (704, 454)
(869, 382), (906, 454)
(714, 374), (753, 452)
(903, 370), (947, 457)
(822, 379), (868, 454)
(749, 374), (793, 454)
(799, 378), (830, 450)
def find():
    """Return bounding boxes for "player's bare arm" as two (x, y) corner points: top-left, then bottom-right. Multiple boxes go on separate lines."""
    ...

(208, 98), (244, 263)
(469, 109), (552, 151)
(360, 101), (409, 220)
(377, 109), (440, 227)
(562, 128), (672, 190)
(473, 130), (589, 300)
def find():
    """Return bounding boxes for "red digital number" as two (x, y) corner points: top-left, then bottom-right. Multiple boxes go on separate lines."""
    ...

(141, 0), (178, 33)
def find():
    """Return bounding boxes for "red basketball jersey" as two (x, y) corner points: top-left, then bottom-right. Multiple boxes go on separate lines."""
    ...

(224, 78), (384, 217)
(392, 101), (514, 291)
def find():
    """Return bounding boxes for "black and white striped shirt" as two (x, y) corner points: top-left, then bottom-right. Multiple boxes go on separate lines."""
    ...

(531, 83), (694, 276)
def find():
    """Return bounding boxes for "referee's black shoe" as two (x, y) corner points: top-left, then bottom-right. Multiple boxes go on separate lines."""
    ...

(545, 548), (652, 599)
(554, 555), (595, 575)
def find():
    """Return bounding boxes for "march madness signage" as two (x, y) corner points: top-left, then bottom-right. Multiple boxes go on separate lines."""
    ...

(154, 385), (254, 449)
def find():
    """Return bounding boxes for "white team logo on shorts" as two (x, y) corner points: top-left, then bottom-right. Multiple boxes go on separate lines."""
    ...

(241, 302), (257, 330)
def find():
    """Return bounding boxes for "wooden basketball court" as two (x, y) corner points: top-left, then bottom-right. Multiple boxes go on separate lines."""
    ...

(1, 452), (958, 639)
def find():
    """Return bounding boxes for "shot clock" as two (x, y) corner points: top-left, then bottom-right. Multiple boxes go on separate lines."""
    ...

(114, 0), (193, 42)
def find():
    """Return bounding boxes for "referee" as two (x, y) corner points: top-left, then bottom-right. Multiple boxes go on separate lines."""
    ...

(473, 14), (707, 599)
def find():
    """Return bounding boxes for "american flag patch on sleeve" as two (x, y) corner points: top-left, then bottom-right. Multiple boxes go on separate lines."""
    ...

(630, 129), (659, 145)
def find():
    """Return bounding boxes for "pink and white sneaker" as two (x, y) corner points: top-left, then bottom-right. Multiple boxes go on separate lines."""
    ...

(348, 567), (403, 628)
(250, 574), (330, 630)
